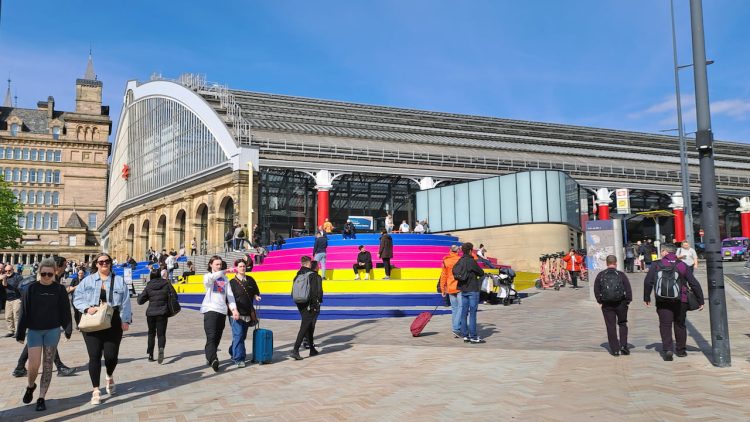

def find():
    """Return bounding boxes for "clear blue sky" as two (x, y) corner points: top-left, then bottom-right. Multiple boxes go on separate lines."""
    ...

(1, 1), (749, 142)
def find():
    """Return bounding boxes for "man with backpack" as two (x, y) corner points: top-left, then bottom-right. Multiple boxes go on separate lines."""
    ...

(452, 243), (486, 344)
(594, 255), (632, 356)
(290, 256), (324, 360)
(644, 244), (704, 361)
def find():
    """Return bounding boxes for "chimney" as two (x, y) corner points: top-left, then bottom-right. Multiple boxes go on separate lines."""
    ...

(47, 96), (54, 119)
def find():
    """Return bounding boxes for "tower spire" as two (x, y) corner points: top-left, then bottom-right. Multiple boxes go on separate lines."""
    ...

(84, 48), (96, 80)
(3, 77), (11, 107)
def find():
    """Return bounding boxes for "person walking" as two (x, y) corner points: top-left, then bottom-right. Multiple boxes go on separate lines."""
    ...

(312, 231), (328, 280)
(190, 238), (197, 256)
(562, 248), (584, 289)
(2, 264), (24, 337)
(67, 269), (86, 328)
(640, 240), (654, 271)
(453, 243), (486, 343)
(676, 241), (698, 275)
(15, 258), (73, 411)
(594, 255), (632, 356)
(290, 256), (324, 361)
(353, 245), (373, 280)
(73, 253), (132, 405)
(224, 228), (234, 252)
(644, 244), (704, 361)
(378, 228), (393, 280)
(227, 259), (260, 368)
(439, 245), (463, 338)
(137, 270), (173, 364)
(201, 256), (235, 372)
(624, 243), (636, 273)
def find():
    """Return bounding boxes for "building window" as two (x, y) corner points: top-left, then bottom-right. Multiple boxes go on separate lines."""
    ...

(44, 191), (52, 205)
(5, 147), (12, 159)
(30, 149), (37, 161)
(0, 146), (4, 159)
(18, 215), (25, 227)
(22, 148), (29, 160)
(51, 213), (58, 230)
(28, 190), (35, 204)
(14, 147), (21, 160)
(13, 168), (20, 182)
(52, 191), (59, 205)
(43, 212), (50, 230)
(10, 123), (19, 136)
(21, 168), (28, 182)
(4, 168), (11, 180)
(45, 170), (52, 183)
(36, 191), (43, 204)
(29, 169), (36, 183)
(54, 150), (61, 162)
(35, 212), (42, 230)
(88, 213), (97, 229)
(52, 127), (61, 140)
(53, 170), (60, 184)
(47, 150), (54, 161)
(39, 150), (45, 162)
(19, 190), (26, 203)
(68, 235), (76, 246)
(12, 189), (18, 200)
(26, 212), (33, 229)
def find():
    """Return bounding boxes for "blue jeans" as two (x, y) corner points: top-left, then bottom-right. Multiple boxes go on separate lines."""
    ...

(459, 291), (480, 339)
(314, 252), (327, 278)
(228, 317), (251, 363)
(448, 293), (463, 333)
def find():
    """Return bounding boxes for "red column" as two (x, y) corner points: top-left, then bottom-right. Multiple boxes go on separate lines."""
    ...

(741, 212), (750, 238)
(597, 203), (610, 220)
(673, 208), (685, 242)
(317, 189), (330, 229)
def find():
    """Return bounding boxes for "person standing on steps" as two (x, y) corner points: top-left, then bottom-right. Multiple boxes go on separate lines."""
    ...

(594, 255), (632, 357)
(378, 228), (393, 280)
(312, 231), (328, 280)
(290, 257), (323, 361)
(137, 270), (173, 364)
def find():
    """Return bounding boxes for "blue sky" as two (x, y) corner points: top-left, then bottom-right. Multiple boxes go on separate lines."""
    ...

(1, 0), (749, 143)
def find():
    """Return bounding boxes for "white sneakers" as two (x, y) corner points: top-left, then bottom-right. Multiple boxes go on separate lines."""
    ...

(364, 274), (370, 280)
(355, 273), (371, 280)
(354, 274), (360, 280)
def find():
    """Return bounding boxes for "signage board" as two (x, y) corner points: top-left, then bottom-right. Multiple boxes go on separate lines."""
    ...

(615, 188), (630, 214)
(348, 216), (374, 231)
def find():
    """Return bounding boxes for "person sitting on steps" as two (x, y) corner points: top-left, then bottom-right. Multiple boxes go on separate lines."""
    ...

(353, 245), (373, 280)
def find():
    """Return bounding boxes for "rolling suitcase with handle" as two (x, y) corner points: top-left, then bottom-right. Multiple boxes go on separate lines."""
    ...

(410, 306), (439, 337)
(251, 306), (273, 364)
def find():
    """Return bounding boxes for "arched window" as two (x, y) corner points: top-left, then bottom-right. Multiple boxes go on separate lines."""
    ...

(39, 150), (46, 161)
(52, 127), (61, 140)
(29, 169), (36, 183)
(28, 190), (35, 204)
(18, 215), (25, 228)
(21, 168), (28, 182)
(35, 212), (42, 229)
(44, 191), (52, 205)
(45, 170), (52, 183)
(51, 213), (58, 229)
(0, 147), (4, 159)
(36, 191), (43, 204)
(22, 148), (29, 160)
(12, 189), (18, 199)
(4, 168), (11, 180)
(13, 148), (21, 159)
(47, 150), (54, 161)
(43, 212), (50, 230)
(54, 150), (61, 162)
(30, 149), (37, 161)
(13, 168), (20, 182)
(53, 170), (60, 184)
(5, 147), (12, 158)
(10, 123), (19, 136)
(52, 191), (59, 205)
(26, 212), (33, 229)
(20, 190), (27, 203)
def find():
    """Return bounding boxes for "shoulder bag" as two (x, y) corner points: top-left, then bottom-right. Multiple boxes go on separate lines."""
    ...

(78, 275), (115, 332)
(233, 277), (258, 325)
(686, 282), (700, 311)
(166, 283), (181, 317)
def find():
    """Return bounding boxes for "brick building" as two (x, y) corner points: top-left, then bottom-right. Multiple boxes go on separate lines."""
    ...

(0, 55), (111, 265)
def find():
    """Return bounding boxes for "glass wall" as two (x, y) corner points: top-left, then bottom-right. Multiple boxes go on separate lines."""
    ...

(416, 170), (581, 232)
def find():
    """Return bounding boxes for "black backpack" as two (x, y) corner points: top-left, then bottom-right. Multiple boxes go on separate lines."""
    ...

(654, 261), (681, 301)
(452, 257), (470, 283)
(599, 269), (626, 302)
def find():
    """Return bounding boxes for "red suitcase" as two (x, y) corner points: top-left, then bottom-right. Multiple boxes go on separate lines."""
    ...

(410, 306), (439, 337)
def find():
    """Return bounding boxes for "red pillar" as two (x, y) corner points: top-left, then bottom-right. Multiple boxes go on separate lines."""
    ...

(597, 203), (610, 220)
(317, 189), (330, 229)
(673, 208), (685, 242)
(741, 212), (750, 239)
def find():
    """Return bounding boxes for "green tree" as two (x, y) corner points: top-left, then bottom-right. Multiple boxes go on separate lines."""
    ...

(0, 175), (23, 249)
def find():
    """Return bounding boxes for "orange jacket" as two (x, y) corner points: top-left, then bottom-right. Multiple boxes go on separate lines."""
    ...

(563, 253), (584, 271)
(440, 252), (461, 294)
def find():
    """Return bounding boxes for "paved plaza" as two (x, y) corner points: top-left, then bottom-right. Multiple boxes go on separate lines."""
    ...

(1, 270), (750, 421)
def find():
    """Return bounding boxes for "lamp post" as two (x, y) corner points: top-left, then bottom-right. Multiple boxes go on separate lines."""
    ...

(669, 0), (695, 248)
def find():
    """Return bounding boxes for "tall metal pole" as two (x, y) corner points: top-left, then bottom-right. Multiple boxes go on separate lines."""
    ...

(689, 0), (730, 367)
(669, 0), (695, 248)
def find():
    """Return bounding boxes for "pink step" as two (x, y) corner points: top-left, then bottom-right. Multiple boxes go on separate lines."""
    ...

(260, 245), (450, 259)
(254, 259), (442, 272)
(261, 251), (448, 265)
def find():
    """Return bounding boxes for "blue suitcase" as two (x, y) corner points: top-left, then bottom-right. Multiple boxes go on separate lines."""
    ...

(252, 328), (273, 364)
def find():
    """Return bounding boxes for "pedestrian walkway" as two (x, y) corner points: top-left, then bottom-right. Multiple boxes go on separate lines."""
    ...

(1, 271), (749, 421)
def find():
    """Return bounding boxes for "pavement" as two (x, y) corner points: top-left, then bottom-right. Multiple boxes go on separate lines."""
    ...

(1, 269), (750, 421)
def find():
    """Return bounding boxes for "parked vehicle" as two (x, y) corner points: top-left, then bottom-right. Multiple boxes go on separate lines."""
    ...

(721, 237), (749, 261)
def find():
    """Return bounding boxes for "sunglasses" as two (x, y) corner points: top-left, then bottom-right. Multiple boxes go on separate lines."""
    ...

(97, 260), (112, 265)
(40, 272), (54, 278)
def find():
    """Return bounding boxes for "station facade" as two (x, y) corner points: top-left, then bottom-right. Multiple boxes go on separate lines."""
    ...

(100, 73), (750, 263)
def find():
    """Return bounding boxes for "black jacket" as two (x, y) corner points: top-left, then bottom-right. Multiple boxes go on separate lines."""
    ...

(379, 234), (393, 259)
(356, 251), (373, 266)
(137, 278), (171, 317)
(454, 255), (485, 292)
(343, 222), (356, 234)
(295, 266), (323, 310)
(229, 276), (260, 317)
(313, 236), (328, 256)
(16, 282), (72, 342)
(4, 273), (24, 301)
(593, 268), (633, 304)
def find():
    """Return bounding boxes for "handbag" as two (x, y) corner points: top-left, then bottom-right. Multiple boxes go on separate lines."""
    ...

(686, 283), (700, 311)
(78, 275), (115, 332)
(166, 283), (181, 317)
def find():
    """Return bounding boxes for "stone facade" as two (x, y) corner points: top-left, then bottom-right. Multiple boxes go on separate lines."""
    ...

(0, 59), (111, 265)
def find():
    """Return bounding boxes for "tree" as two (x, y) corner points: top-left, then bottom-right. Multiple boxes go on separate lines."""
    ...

(0, 175), (23, 249)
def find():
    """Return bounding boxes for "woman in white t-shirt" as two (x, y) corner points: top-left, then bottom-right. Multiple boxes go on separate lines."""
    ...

(399, 220), (410, 233)
(201, 256), (235, 372)
(676, 241), (698, 274)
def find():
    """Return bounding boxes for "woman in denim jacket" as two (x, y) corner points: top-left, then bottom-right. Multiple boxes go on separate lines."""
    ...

(73, 252), (132, 406)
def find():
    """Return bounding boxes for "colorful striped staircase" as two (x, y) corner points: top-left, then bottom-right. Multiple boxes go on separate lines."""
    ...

(175, 233), (505, 320)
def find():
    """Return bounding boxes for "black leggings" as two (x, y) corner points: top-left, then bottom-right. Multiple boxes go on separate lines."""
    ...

(83, 312), (123, 387)
(203, 311), (226, 364)
(147, 315), (168, 354)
